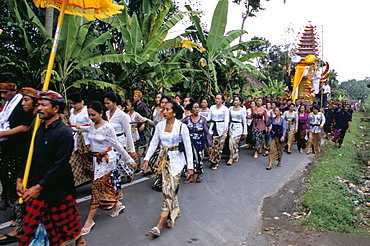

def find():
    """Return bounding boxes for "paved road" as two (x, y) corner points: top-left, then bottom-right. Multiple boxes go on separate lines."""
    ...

(0, 145), (315, 246)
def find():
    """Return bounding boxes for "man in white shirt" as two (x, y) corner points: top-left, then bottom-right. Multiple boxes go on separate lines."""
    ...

(322, 81), (331, 107)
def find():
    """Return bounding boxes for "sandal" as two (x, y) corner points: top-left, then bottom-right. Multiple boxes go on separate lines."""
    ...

(266, 166), (272, 170)
(234, 157), (239, 163)
(196, 174), (203, 183)
(226, 159), (233, 166)
(81, 221), (95, 236)
(277, 162), (282, 167)
(110, 204), (125, 218)
(149, 226), (161, 237)
(9, 221), (18, 227)
(211, 165), (218, 170)
(183, 178), (194, 184)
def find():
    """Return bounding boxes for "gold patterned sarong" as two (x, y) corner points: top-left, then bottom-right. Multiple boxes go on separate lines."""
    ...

(156, 145), (181, 227)
(268, 137), (285, 162)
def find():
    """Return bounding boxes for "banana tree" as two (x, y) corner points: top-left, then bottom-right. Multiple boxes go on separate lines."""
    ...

(186, 0), (266, 96)
(1, 0), (52, 88)
(100, 0), (203, 96)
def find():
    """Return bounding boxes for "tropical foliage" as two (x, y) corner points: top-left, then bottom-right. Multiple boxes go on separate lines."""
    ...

(338, 78), (369, 101)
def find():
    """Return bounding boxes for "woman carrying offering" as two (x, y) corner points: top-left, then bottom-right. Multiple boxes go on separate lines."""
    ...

(142, 101), (193, 237)
(266, 107), (287, 170)
(208, 94), (229, 170)
(227, 96), (247, 165)
(282, 103), (298, 154)
(182, 102), (212, 183)
(81, 101), (135, 235)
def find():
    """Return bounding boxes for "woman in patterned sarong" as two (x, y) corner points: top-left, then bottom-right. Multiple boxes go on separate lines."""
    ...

(208, 94), (229, 170)
(251, 98), (268, 159)
(266, 107), (287, 170)
(80, 101), (135, 235)
(69, 92), (92, 186)
(142, 100), (193, 237)
(182, 102), (212, 183)
(227, 96), (247, 165)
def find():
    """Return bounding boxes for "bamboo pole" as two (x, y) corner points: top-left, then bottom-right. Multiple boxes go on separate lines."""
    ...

(19, 0), (69, 203)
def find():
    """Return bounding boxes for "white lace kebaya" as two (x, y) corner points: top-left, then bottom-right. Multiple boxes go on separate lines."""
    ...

(144, 119), (193, 177)
(87, 122), (135, 180)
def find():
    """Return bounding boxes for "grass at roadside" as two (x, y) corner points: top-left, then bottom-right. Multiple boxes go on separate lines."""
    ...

(298, 112), (370, 235)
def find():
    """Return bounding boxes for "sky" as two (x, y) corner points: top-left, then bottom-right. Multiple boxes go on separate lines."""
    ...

(171, 0), (370, 82)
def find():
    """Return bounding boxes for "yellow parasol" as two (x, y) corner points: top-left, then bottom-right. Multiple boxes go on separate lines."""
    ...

(20, 0), (123, 203)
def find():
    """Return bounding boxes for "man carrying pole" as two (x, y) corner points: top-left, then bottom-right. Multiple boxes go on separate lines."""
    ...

(16, 90), (87, 246)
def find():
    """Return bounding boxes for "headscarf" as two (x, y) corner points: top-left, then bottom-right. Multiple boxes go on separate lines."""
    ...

(20, 87), (39, 98)
(38, 90), (64, 103)
(134, 90), (142, 98)
(0, 82), (17, 90)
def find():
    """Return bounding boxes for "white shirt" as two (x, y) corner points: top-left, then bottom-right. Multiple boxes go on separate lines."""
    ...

(88, 122), (134, 180)
(323, 84), (331, 94)
(106, 108), (135, 153)
(127, 111), (146, 142)
(208, 105), (229, 137)
(309, 112), (326, 133)
(69, 106), (91, 150)
(246, 108), (252, 126)
(144, 119), (193, 177)
(229, 106), (247, 137)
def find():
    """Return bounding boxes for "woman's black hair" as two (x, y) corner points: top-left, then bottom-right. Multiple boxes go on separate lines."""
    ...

(215, 93), (225, 102)
(160, 95), (171, 103)
(115, 93), (122, 106)
(155, 92), (165, 106)
(166, 100), (184, 119)
(200, 98), (209, 106)
(290, 103), (296, 107)
(184, 97), (196, 104)
(175, 94), (183, 101)
(69, 92), (84, 103)
(87, 100), (107, 120)
(185, 101), (199, 111)
(312, 105), (320, 111)
(103, 91), (118, 103)
(298, 104), (306, 112)
(122, 100), (136, 109)
(272, 101), (280, 108)
(233, 95), (243, 104)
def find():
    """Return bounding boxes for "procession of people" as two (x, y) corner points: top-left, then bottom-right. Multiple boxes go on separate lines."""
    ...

(0, 75), (356, 244)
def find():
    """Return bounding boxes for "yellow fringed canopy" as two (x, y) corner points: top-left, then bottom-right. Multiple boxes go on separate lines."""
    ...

(33, 0), (124, 20)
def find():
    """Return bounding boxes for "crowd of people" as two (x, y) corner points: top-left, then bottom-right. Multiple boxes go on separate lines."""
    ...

(0, 75), (356, 243)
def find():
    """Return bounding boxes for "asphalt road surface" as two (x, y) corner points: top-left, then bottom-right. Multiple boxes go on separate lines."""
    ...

(0, 145), (314, 246)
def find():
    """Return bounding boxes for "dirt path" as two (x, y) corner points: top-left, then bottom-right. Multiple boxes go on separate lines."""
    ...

(260, 158), (370, 245)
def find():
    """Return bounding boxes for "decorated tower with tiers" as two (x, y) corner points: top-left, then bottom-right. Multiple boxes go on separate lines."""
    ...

(291, 23), (329, 104)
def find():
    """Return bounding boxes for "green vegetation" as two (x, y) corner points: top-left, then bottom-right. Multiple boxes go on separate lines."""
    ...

(298, 112), (370, 235)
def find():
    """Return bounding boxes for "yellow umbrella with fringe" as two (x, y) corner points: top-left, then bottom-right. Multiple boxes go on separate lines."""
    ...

(20, 0), (123, 203)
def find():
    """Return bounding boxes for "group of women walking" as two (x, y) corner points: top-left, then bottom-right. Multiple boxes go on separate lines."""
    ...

(66, 91), (330, 238)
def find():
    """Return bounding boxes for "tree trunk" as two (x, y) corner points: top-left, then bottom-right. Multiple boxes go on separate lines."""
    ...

(45, 7), (54, 36)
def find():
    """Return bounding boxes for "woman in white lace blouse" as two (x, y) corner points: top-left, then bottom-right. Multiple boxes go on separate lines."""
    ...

(80, 101), (135, 235)
(142, 100), (193, 237)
